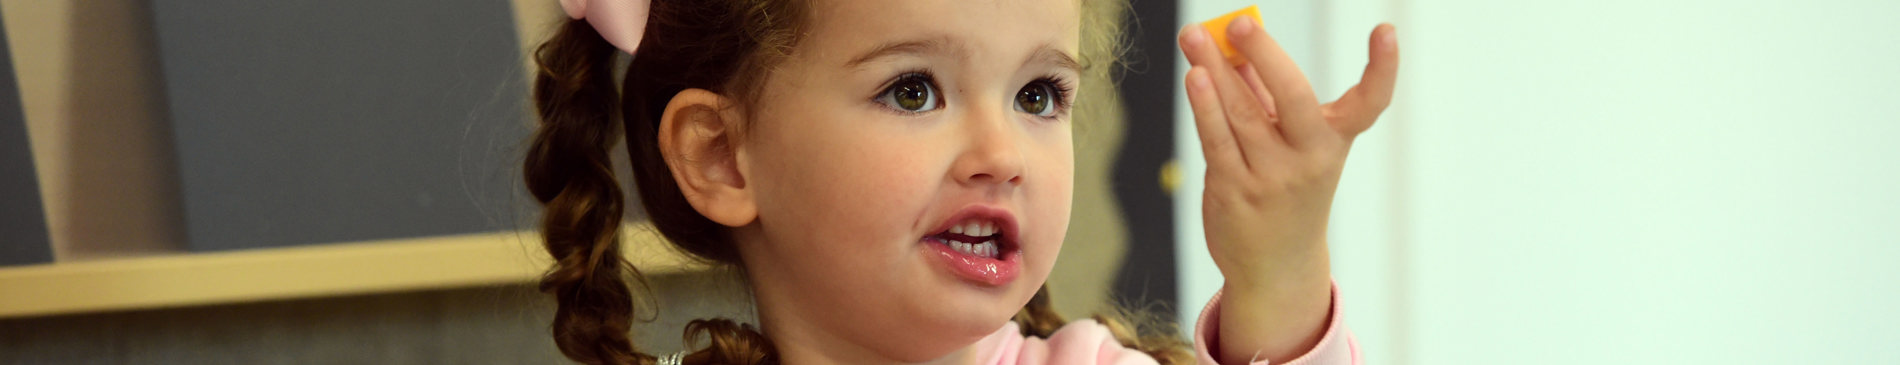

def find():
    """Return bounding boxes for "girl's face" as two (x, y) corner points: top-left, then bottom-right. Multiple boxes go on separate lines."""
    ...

(730, 0), (1081, 362)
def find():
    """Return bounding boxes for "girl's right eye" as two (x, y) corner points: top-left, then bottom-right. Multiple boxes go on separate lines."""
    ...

(875, 73), (941, 113)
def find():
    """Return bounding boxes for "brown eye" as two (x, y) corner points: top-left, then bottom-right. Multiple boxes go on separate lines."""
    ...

(877, 74), (940, 112)
(1015, 82), (1055, 117)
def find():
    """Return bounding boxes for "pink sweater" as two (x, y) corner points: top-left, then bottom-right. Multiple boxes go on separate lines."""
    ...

(970, 285), (1358, 365)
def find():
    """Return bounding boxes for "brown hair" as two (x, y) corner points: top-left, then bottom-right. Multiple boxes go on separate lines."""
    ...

(523, 1), (1189, 364)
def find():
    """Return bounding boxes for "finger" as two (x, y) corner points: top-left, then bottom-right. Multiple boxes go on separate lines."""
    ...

(1225, 14), (1329, 149)
(1237, 63), (1278, 120)
(1180, 24), (1288, 167)
(1326, 23), (1401, 139)
(1184, 67), (1247, 172)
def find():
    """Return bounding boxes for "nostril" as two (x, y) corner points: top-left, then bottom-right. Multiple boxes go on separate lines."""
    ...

(967, 173), (1023, 184)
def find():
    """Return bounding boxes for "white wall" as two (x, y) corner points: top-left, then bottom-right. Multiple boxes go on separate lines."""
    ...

(1176, 0), (1900, 363)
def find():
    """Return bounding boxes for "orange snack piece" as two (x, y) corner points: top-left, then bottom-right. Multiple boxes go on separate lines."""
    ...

(1201, 5), (1262, 65)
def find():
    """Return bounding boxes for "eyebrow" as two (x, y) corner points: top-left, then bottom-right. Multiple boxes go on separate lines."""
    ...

(843, 37), (1081, 75)
(844, 37), (964, 68)
(1025, 46), (1082, 75)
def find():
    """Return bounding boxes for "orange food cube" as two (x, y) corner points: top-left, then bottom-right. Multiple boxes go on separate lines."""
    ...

(1201, 5), (1262, 65)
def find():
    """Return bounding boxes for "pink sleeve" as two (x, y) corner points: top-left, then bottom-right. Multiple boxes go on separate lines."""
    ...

(1192, 282), (1359, 365)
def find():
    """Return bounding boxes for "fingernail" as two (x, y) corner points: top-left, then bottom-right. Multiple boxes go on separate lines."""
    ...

(1229, 14), (1256, 37)
(1380, 25), (1397, 46)
(1189, 70), (1212, 91)
(1183, 25), (1208, 46)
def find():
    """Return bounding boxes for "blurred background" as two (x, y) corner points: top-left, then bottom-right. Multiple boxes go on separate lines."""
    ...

(0, 0), (1896, 364)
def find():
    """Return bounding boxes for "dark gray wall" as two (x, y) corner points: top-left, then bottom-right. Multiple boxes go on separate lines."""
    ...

(1110, 0), (1181, 314)
(151, 0), (533, 251)
(0, 8), (54, 266)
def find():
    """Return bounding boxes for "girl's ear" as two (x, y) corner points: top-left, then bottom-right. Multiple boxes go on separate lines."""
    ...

(657, 88), (757, 228)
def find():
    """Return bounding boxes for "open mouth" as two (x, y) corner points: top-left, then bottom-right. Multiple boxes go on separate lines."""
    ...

(921, 206), (1023, 286)
(924, 219), (1013, 259)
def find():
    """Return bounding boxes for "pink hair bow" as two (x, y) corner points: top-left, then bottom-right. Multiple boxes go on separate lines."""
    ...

(559, 0), (651, 55)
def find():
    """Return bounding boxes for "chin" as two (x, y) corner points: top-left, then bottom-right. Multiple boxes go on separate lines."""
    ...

(877, 277), (1039, 362)
(883, 312), (1010, 362)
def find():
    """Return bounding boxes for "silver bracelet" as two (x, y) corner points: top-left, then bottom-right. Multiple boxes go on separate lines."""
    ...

(657, 351), (686, 365)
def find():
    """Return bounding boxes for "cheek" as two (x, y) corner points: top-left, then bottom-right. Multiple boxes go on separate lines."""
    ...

(748, 118), (938, 267)
(1022, 131), (1076, 282)
(815, 152), (935, 244)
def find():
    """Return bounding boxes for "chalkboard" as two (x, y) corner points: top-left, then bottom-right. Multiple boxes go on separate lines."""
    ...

(150, 0), (532, 251)
(0, 9), (55, 266)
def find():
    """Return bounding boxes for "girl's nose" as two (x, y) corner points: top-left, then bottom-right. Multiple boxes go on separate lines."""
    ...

(950, 105), (1025, 188)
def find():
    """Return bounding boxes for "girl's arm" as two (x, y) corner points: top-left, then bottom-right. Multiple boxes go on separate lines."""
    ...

(1174, 14), (1400, 365)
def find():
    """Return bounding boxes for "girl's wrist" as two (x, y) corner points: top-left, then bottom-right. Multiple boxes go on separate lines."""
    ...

(1214, 239), (1331, 295)
(1214, 246), (1334, 364)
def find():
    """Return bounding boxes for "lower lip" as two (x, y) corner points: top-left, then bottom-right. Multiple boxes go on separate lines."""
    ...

(922, 238), (1021, 286)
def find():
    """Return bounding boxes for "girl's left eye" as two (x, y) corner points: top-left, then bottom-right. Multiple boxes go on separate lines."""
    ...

(1015, 80), (1063, 117)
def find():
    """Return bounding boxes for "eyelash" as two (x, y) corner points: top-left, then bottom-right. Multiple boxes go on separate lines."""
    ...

(1027, 75), (1076, 120)
(871, 69), (1077, 120)
(873, 69), (943, 114)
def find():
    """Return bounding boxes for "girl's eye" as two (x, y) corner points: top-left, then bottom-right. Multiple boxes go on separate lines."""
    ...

(876, 74), (941, 113)
(1015, 81), (1058, 117)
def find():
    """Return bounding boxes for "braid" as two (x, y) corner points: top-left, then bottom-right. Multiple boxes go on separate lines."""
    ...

(530, 0), (795, 360)
(1014, 286), (1196, 365)
(681, 319), (779, 364)
(526, 20), (653, 365)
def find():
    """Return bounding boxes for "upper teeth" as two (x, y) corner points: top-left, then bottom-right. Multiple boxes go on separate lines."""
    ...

(947, 220), (997, 237)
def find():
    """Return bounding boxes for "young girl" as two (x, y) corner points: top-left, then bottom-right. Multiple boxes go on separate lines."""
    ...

(523, 0), (1399, 364)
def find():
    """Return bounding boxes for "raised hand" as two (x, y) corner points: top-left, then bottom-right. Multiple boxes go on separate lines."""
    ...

(1177, 15), (1398, 364)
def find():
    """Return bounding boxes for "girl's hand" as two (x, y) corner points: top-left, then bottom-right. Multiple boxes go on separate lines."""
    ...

(1178, 16), (1398, 363)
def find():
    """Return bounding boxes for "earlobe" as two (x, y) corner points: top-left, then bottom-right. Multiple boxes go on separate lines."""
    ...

(656, 88), (757, 228)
